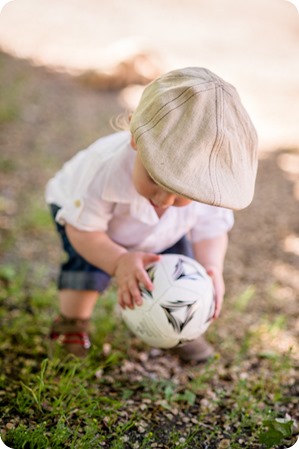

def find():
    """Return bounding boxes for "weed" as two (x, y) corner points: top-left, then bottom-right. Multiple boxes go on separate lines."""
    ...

(233, 285), (256, 312)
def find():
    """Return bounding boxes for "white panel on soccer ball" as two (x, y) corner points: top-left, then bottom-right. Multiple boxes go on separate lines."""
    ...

(140, 262), (170, 303)
(120, 254), (215, 349)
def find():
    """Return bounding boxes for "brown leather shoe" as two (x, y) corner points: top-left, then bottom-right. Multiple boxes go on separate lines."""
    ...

(170, 336), (214, 363)
(49, 315), (91, 358)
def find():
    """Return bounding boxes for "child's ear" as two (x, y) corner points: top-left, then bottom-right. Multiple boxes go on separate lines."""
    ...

(130, 135), (138, 151)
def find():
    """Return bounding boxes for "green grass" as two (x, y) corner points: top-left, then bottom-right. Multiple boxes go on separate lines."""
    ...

(19, 199), (54, 232)
(0, 266), (297, 449)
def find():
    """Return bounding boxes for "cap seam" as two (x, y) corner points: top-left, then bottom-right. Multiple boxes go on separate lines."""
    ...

(132, 82), (212, 136)
(134, 85), (218, 144)
(208, 86), (224, 206)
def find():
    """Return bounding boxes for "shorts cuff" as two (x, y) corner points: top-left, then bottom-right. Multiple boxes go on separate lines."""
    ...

(58, 271), (111, 292)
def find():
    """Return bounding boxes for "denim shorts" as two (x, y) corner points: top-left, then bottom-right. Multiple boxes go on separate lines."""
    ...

(50, 204), (194, 292)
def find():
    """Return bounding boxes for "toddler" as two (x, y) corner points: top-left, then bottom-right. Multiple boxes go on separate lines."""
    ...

(46, 67), (258, 361)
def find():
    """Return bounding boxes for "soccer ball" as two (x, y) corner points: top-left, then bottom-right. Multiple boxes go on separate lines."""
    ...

(120, 254), (215, 349)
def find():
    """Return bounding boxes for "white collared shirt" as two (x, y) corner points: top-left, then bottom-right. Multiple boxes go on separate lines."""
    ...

(45, 131), (234, 253)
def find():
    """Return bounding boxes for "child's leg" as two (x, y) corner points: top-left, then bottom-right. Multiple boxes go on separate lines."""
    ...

(49, 205), (111, 357)
(50, 290), (101, 358)
(59, 289), (99, 320)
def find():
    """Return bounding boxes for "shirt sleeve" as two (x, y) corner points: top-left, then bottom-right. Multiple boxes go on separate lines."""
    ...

(190, 204), (234, 242)
(46, 132), (131, 232)
(54, 168), (115, 232)
(55, 196), (114, 232)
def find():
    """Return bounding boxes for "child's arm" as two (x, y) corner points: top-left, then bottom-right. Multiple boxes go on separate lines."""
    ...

(192, 233), (228, 319)
(66, 223), (160, 309)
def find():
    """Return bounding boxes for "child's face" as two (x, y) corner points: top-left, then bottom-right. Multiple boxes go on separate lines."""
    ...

(131, 137), (192, 210)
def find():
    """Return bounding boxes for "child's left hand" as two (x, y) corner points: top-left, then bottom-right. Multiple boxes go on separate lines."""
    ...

(205, 267), (225, 319)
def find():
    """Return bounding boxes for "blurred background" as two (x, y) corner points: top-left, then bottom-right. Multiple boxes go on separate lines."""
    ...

(1, 0), (299, 150)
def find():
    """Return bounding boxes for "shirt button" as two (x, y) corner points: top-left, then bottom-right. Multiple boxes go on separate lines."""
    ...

(74, 199), (81, 208)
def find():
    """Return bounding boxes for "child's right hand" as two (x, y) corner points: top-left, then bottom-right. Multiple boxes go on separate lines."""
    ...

(114, 252), (160, 310)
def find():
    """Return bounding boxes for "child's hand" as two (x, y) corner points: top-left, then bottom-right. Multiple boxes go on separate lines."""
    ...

(205, 267), (225, 319)
(114, 252), (160, 309)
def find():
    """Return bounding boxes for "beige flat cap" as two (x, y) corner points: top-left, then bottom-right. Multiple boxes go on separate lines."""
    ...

(130, 67), (258, 210)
